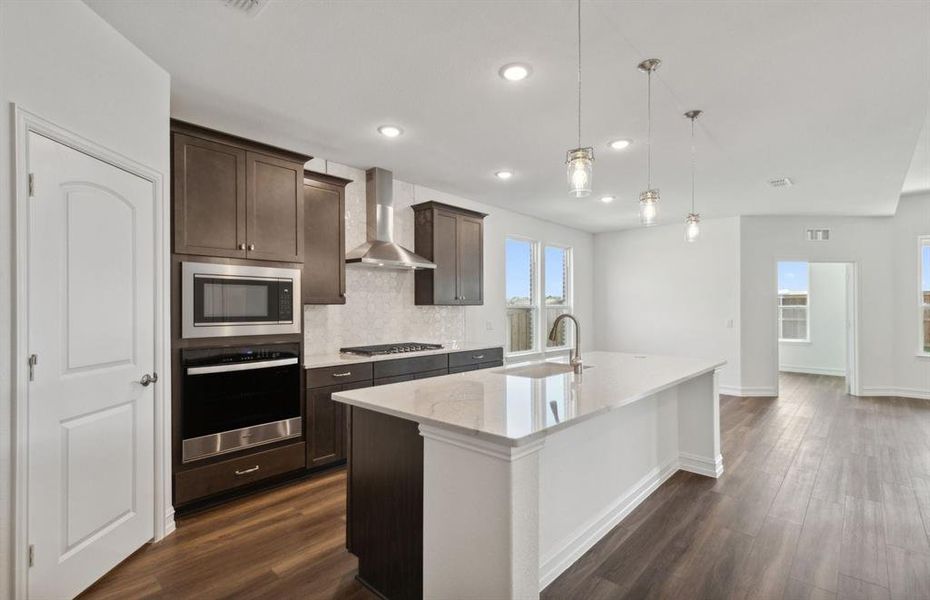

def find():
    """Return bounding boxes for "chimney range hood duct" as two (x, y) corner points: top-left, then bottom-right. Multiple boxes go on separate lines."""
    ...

(345, 168), (436, 270)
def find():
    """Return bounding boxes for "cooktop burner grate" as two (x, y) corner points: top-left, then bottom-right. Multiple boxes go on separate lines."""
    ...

(339, 342), (444, 356)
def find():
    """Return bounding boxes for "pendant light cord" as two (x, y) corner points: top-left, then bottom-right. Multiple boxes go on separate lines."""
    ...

(690, 116), (695, 213)
(577, 0), (582, 149)
(646, 68), (652, 189)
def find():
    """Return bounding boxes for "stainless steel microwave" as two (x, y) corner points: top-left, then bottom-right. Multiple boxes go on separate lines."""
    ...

(181, 262), (301, 339)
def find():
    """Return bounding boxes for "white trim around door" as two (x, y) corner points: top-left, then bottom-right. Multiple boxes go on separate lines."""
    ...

(11, 104), (172, 599)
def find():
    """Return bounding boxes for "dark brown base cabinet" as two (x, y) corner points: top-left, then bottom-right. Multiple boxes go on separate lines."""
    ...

(412, 202), (486, 306)
(305, 351), (499, 468)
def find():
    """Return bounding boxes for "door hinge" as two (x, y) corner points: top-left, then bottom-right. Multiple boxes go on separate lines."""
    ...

(28, 353), (38, 381)
(28, 173), (35, 197)
(28, 544), (34, 567)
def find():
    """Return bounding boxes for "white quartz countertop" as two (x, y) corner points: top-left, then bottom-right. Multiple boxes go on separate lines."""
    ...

(332, 351), (725, 446)
(304, 342), (502, 369)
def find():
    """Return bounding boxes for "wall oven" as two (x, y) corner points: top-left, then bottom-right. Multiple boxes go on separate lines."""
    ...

(181, 343), (301, 463)
(182, 261), (301, 339)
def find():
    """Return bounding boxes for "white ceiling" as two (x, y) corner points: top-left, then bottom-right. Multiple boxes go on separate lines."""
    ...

(87, 0), (930, 233)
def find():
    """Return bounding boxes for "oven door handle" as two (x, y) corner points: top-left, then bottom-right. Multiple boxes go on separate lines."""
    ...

(186, 357), (299, 375)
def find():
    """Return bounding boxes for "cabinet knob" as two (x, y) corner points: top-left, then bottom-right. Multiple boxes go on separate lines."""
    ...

(238, 243), (246, 250)
(248, 243), (256, 251)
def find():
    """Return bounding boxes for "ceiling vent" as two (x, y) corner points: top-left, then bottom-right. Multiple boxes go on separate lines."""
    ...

(806, 228), (831, 242)
(768, 177), (794, 188)
(222, 0), (270, 17)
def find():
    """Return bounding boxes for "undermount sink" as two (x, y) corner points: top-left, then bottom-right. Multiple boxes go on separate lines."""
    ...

(501, 363), (593, 379)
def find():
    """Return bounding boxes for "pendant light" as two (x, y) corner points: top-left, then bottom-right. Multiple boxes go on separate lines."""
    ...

(566, 0), (593, 198)
(638, 58), (661, 225)
(684, 109), (702, 242)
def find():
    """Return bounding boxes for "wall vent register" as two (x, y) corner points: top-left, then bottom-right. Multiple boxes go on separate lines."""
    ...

(806, 229), (831, 242)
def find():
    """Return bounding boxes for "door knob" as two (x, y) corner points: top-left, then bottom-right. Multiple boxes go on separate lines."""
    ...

(140, 373), (158, 387)
(248, 243), (256, 251)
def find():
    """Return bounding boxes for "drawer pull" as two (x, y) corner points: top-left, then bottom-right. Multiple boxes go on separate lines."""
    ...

(234, 465), (260, 476)
(332, 371), (352, 378)
(472, 354), (485, 360)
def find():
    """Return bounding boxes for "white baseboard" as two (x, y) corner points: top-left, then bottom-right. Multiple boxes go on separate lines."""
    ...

(163, 509), (176, 537)
(860, 386), (930, 401)
(779, 365), (846, 377)
(679, 452), (724, 478)
(538, 457), (680, 589)
(718, 385), (778, 397)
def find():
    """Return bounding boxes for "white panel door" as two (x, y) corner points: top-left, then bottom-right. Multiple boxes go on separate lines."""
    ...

(27, 132), (155, 600)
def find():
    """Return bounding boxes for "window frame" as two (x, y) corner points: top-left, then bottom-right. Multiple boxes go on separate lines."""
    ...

(918, 236), (930, 357)
(542, 244), (574, 352)
(504, 237), (575, 358)
(505, 236), (540, 357)
(778, 291), (810, 343)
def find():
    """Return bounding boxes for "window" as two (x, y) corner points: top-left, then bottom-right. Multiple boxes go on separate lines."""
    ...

(544, 245), (572, 348)
(921, 238), (930, 354)
(506, 238), (536, 353)
(778, 261), (809, 342)
(505, 238), (573, 355)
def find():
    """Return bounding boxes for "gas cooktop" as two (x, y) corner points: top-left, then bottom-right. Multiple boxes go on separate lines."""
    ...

(339, 342), (444, 356)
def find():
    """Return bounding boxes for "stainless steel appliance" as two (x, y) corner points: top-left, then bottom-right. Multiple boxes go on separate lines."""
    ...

(181, 343), (301, 462)
(182, 261), (300, 339)
(344, 168), (437, 270)
(340, 342), (443, 356)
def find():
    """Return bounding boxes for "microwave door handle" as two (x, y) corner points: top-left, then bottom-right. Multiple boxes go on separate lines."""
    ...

(187, 357), (299, 375)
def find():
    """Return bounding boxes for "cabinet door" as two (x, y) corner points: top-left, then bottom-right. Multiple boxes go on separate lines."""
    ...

(173, 134), (247, 257)
(302, 180), (345, 303)
(246, 152), (304, 263)
(432, 210), (460, 304)
(457, 214), (483, 304)
(308, 381), (370, 467)
(308, 386), (344, 467)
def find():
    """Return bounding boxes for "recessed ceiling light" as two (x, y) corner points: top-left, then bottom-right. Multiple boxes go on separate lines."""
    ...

(607, 139), (632, 151)
(495, 170), (514, 180)
(499, 63), (531, 82)
(377, 125), (403, 138)
(600, 195), (615, 203)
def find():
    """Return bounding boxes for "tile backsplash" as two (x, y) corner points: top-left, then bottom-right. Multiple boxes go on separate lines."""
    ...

(303, 161), (466, 356)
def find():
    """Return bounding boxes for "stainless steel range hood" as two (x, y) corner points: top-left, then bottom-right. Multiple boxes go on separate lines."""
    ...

(345, 168), (436, 270)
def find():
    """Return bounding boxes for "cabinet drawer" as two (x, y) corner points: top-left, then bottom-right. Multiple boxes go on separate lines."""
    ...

(373, 354), (448, 379)
(174, 442), (305, 506)
(307, 362), (373, 388)
(448, 347), (503, 369)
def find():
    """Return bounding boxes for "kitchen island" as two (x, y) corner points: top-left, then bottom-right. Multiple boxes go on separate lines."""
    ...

(333, 351), (725, 600)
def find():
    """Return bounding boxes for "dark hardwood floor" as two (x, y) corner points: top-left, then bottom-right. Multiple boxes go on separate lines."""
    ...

(82, 373), (930, 600)
(543, 373), (930, 600)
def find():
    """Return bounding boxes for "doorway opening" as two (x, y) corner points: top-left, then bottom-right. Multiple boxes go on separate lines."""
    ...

(776, 261), (858, 394)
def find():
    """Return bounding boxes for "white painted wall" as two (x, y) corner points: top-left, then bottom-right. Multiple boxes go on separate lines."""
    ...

(0, 2), (170, 595)
(778, 262), (848, 376)
(592, 217), (741, 393)
(890, 193), (930, 398)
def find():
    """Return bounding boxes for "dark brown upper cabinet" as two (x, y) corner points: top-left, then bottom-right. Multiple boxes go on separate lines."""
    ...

(302, 171), (351, 304)
(412, 201), (487, 306)
(171, 120), (310, 263)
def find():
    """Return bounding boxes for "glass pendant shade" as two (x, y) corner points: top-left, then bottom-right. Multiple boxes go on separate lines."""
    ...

(685, 213), (701, 242)
(566, 147), (594, 198)
(639, 189), (659, 225)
